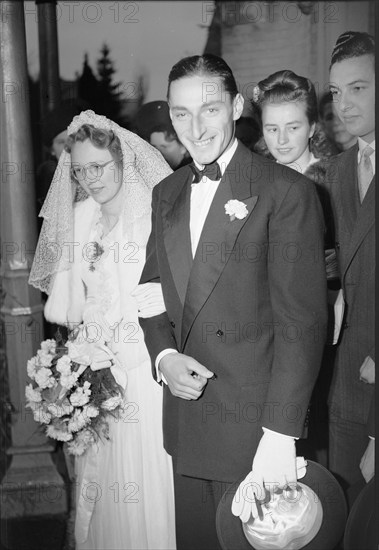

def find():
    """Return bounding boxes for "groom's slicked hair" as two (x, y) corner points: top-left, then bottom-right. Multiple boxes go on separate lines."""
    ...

(330, 31), (375, 69)
(167, 54), (238, 100)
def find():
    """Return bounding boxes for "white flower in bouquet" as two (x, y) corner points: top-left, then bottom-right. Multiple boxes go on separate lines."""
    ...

(27, 357), (38, 380)
(40, 339), (57, 355)
(56, 355), (72, 374)
(25, 383), (42, 403)
(34, 367), (56, 389)
(83, 404), (99, 419)
(60, 371), (80, 390)
(37, 350), (54, 368)
(101, 394), (124, 411)
(70, 381), (91, 407)
(66, 429), (96, 456)
(47, 399), (74, 418)
(46, 422), (73, 442)
(32, 406), (52, 424)
(68, 409), (89, 433)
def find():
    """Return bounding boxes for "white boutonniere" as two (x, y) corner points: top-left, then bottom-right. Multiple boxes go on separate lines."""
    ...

(224, 199), (248, 221)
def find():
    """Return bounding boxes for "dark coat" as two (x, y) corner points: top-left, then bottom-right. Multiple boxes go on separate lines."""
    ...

(140, 142), (328, 482)
(326, 144), (375, 434)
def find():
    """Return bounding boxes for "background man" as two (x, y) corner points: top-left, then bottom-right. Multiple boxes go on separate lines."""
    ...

(327, 31), (375, 507)
(133, 100), (191, 169)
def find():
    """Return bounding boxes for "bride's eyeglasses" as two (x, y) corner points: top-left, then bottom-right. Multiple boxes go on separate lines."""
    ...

(71, 160), (115, 182)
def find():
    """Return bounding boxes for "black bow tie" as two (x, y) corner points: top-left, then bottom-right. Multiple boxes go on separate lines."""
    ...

(190, 161), (222, 183)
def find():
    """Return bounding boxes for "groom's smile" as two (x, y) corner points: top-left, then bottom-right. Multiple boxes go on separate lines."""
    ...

(168, 74), (243, 165)
(192, 136), (215, 147)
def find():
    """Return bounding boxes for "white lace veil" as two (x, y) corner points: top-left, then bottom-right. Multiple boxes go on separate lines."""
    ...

(29, 110), (172, 293)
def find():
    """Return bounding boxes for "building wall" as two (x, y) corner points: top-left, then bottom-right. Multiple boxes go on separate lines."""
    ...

(217, 1), (374, 114)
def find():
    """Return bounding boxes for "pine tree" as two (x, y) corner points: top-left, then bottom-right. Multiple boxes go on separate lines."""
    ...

(96, 44), (123, 123)
(77, 53), (101, 111)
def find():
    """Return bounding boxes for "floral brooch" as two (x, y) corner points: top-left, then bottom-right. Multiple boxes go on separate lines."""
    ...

(224, 199), (249, 221)
(87, 241), (105, 272)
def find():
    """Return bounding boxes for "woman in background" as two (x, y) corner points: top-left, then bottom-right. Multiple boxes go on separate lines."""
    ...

(252, 69), (335, 182)
(252, 69), (336, 251)
(29, 110), (176, 550)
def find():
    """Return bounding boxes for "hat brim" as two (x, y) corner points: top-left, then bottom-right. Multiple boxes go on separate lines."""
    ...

(344, 477), (376, 550)
(216, 460), (347, 550)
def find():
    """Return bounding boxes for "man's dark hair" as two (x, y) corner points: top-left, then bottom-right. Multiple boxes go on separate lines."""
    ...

(330, 31), (375, 68)
(167, 54), (238, 100)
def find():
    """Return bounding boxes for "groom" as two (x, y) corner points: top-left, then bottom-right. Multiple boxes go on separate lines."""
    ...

(139, 54), (327, 549)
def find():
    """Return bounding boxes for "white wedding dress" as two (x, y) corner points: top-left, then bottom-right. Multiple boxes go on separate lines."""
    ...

(70, 204), (176, 549)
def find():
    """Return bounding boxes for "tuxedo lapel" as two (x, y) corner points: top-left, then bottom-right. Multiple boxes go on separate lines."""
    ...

(162, 168), (193, 306)
(181, 144), (259, 348)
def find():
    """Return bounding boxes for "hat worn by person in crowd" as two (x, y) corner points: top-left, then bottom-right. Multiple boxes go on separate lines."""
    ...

(343, 477), (376, 550)
(134, 100), (173, 141)
(217, 460), (347, 550)
(134, 100), (190, 169)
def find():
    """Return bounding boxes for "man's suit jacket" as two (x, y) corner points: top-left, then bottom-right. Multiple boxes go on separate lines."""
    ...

(326, 144), (375, 433)
(140, 142), (328, 482)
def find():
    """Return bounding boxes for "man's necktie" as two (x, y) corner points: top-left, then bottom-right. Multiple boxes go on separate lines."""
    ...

(190, 161), (221, 183)
(358, 144), (374, 203)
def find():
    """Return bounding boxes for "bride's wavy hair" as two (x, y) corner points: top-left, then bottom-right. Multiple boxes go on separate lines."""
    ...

(252, 70), (334, 160)
(65, 124), (123, 162)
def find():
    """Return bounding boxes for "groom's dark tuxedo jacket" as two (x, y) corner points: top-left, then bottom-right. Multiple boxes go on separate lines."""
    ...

(140, 141), (328, 482)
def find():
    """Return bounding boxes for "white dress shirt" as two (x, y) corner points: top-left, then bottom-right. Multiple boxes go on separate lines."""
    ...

(155, 139), (238, 374)
(189, 139), (238, 256)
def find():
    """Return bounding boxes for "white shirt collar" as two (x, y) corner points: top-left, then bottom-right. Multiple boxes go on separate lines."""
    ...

(193, 138), (238, 177)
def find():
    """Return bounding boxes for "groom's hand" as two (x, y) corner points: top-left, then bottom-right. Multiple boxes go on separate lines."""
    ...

(232, 429), (300, 522)
(159, 353), (214, 400)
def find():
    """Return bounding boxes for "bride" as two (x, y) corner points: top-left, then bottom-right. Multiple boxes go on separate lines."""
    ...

(29, 110), (176, 549)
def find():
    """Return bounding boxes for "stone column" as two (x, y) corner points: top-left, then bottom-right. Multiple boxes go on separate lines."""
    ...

(0, 0), (66, 518)
(36, 0), (61, 117)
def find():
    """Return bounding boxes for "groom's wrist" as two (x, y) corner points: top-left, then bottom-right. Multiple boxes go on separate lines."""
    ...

(262, 427), (298, 441)
(155, 349), (178, 384)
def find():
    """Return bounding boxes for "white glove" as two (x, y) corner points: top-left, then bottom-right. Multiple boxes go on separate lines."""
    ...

(89, 342), (116, 371)
(131, 282), (166, 318)
(82, 306), (114, 343)
(232, 430), (305, 523)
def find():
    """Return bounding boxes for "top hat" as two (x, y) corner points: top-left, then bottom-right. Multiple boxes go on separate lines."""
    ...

(216, 460), (347, 550)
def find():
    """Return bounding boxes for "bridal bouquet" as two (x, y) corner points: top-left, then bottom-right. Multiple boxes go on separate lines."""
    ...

(25, 328), (124, 456)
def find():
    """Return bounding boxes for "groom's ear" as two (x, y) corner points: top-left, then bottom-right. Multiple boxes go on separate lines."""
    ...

(233, 93), (244, 121)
